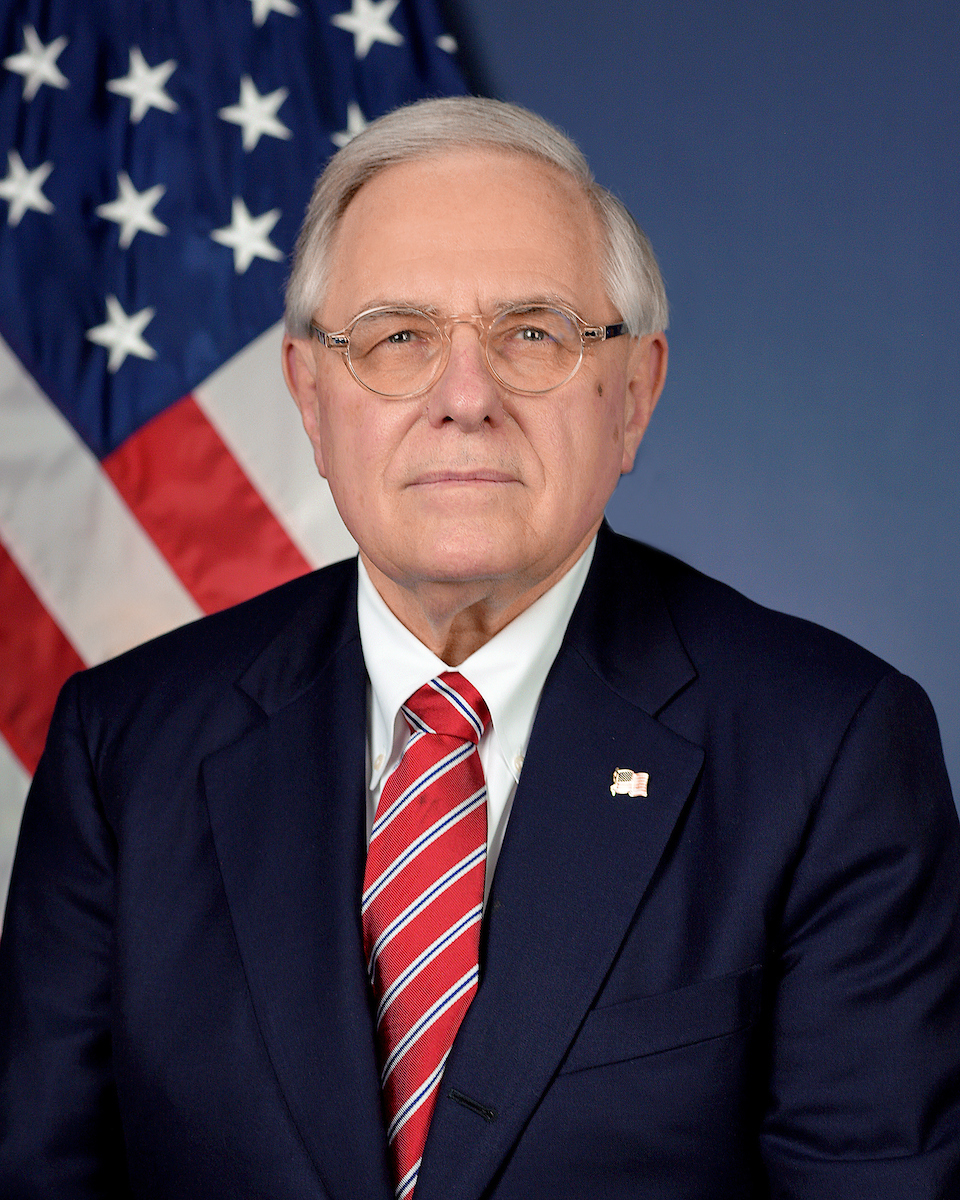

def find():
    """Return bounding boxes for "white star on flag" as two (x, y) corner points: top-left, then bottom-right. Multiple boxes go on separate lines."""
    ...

(331, 101), (368, 147)
(86, 295), (158, 372)
(219, 77), (293, 152)
(0, 151), (54, 227)
(211, 198), (283, 274)
(250, 0), (299, 26)
(95, 172), (168, 248)
(331, 0), (403, 60)
(436, 34), (458, 54)
(106, 47), (179, 124)
(3, 24), (69, 102)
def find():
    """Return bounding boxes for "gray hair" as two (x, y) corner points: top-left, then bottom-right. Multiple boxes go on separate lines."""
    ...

(284, 96), (668, 339)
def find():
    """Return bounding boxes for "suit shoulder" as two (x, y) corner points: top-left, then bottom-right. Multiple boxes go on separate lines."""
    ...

(588, 531), (955, 831)
(608, 530), (893, 703)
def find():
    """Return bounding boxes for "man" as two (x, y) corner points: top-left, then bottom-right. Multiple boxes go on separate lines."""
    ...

(1, 96), (958, 1199)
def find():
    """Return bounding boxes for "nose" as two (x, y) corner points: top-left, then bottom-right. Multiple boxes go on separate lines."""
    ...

(425, 321), (504, 431)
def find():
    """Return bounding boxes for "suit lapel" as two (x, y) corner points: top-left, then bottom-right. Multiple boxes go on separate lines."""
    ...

(416, 528), (704, 1200)
(202, 563), (393, 1200)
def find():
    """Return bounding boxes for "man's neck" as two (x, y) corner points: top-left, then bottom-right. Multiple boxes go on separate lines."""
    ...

(359, 530), (598, 666)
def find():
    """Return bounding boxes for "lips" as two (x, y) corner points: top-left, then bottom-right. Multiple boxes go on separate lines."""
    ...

(410, 469), (518, 485)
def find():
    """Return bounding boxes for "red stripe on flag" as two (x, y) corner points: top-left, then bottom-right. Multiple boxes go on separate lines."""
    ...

(104, 395), (312, 614)
(0, 540), (86, 772)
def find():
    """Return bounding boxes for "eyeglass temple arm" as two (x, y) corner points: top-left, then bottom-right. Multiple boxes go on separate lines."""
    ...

(310, 323), (350, 348)
(583, 322), (626, 341)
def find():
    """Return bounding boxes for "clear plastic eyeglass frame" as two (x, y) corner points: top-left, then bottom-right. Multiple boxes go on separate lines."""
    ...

(309, 304), (627, 398)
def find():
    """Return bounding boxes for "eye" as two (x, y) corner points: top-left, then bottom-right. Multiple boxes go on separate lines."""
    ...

(497, 313), (560, 344)
(351, 311), (438, 358)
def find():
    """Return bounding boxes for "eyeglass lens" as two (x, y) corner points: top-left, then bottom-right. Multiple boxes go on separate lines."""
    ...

(345, 307), (582, 397)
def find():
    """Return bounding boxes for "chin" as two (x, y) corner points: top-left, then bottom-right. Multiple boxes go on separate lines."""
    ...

(410, 533), (524, 586)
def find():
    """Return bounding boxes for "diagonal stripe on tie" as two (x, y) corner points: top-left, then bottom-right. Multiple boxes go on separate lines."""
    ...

(365, 844), (486, 979)
(363, 787), (486, 914)
(363, 671), (490, 1200)
(369, 738), (476, 840)
(376, 904), (484, 1027)
(380, 965), (480, 1084)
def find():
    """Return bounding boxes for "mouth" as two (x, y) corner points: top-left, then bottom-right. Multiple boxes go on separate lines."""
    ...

(410, 469), (519, 486)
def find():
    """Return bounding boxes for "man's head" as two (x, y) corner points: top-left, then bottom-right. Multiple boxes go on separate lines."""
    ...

(285, 97), (668, 341)
(282, 97), (669, 659)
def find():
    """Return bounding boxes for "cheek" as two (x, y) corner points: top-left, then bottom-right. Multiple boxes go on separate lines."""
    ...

(554, 386), (627, 478)
(593, 382), (620, 443)
(318, 399), (413, 504)
(315, 403), (367, 492)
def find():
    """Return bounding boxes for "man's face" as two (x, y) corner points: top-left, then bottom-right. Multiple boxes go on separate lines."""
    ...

(284, 149), (665, 613)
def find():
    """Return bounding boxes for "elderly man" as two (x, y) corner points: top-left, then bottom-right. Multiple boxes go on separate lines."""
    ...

(1, 97), (958, 1200)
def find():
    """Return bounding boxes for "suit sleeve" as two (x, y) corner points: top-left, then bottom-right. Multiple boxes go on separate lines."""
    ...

(760, 670), (960, 1198)
(0, 672), (132, 1198)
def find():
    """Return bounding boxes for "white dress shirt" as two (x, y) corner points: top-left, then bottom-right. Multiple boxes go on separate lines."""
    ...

(357, 540), (595, 901)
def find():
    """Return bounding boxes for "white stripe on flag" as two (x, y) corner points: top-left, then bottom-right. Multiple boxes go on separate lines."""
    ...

(0, 338), (202, 665)
(193, 322), (357, 570)
(0, 736), (30, 917)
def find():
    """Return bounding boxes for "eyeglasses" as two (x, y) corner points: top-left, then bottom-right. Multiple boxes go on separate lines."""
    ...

(310, 304), (627, 398)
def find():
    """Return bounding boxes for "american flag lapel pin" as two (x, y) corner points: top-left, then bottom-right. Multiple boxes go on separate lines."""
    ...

(610, 768), (649, 797)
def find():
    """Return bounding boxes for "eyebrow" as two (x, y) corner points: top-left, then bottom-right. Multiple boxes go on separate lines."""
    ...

(350, 294), (575, 316)
(348, 300), (441, 315)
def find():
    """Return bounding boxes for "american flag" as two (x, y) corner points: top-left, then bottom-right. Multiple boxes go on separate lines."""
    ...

(0, 0), (466, 908)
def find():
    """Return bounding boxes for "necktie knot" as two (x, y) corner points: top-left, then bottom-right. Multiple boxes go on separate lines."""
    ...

(402, 672), (490, 745)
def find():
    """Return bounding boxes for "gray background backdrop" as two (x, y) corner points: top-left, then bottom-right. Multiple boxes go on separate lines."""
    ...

(441, 0), (959, 801)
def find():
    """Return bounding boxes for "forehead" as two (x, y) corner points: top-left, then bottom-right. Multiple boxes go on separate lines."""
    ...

(322, 148), (610, 320)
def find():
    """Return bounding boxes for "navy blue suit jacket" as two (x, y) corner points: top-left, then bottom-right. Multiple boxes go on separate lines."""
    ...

(2, 526), (959, 1198)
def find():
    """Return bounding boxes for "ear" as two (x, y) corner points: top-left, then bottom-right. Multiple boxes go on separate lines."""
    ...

(282, 333), (329, 478)
(621, 332), (668, 473)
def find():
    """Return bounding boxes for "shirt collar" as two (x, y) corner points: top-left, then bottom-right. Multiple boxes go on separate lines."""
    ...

(358, 540), (596, 792)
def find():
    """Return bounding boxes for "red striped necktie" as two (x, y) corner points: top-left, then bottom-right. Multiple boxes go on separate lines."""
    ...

(362, 672), (490, 1200)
